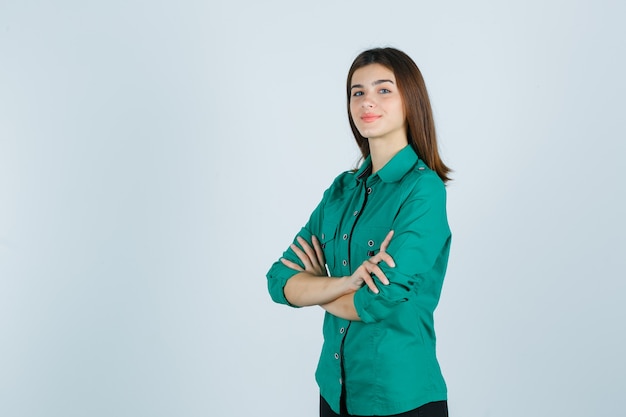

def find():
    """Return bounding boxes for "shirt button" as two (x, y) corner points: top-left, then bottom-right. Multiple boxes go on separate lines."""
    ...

(368, 240), (374, 247)
(342, 260), (347, 266)
(334, 353), (339, 359)
(342, 234), (348, 240)
(353, 210), (359, 216)
(321, 233), (325, 239)
(339, 378), (343, 385)
(367, 187), (372, 194)
(339, 327), (345, 334)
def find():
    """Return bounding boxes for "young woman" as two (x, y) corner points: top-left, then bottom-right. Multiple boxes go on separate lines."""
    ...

(267, 47), (451, 417)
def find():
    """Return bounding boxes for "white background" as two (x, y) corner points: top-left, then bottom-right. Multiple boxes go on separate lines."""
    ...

(1, 1), (625, 416)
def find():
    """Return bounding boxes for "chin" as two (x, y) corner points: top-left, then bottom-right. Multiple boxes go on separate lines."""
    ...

(358, 128), (380, 139)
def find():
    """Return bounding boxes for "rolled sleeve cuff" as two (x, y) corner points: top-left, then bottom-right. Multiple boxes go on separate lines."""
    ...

(267, 261), (301, 308)
(353, 285), (406, 324)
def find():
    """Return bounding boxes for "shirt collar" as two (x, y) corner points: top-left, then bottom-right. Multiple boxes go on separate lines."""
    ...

(355, 145), (419, 184)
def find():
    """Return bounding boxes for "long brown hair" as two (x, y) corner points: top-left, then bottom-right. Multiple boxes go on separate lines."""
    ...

(346, 47), (451, 183)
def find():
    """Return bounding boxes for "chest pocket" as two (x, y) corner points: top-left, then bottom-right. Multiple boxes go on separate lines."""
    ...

(319, 220), (338, 272)
(351, 225), (392, 266)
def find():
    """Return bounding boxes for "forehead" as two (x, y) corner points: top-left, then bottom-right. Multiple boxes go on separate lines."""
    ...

(351, 63), (396, 84)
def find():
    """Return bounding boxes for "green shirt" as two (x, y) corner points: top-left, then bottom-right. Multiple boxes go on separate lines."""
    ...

(267, 145), (451, 416)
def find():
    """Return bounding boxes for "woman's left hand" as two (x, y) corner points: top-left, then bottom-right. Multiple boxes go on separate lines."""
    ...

(281, 236), (328, 277)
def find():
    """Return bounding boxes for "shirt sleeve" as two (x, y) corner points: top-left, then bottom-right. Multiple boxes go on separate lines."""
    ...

(266, 178), (338, 307)
(353, 172), (451, 323)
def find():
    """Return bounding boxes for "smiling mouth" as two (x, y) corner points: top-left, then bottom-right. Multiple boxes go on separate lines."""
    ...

(361, 115), (381, 123)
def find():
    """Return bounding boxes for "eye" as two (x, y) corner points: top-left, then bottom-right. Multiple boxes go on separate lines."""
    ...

(352, 91), (364, 97)
(379, 88), (391, 94)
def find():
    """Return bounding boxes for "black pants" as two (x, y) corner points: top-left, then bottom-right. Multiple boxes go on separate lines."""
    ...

(320, 395), (448, 417)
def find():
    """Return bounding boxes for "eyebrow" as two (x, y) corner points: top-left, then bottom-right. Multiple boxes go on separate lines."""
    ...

(350, 79), (395, 90)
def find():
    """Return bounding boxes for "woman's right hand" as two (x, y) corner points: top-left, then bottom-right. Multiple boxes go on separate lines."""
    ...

(281, 235), (328, 277)
(346, 230), (395, 294)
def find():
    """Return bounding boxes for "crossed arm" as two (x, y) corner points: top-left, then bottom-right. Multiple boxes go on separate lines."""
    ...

(280, 231), (395, 321)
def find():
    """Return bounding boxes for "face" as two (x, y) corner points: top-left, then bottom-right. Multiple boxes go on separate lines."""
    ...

(349, 63), (407, 144)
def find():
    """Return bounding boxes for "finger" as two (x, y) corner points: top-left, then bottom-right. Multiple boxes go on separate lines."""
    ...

(361, 272), (380, 294)
(290, 243), (313, 270)
(369, 247), (396, 268)
(369, 251), (395, 268)
(312, 235), (326, 266)
(378, 252), (396, 268)
(380, 230), (394, 252)
(281, 258), (304, 271)
(297, 236), (321, 269)
(374, 230), (395, 267)
(360, 261), (383, 293)
(366, 263), (390, 286)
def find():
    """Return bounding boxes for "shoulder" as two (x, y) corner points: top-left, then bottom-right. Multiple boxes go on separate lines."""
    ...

(401, 162), (447, 202)
(313, 170), (359, 214)
(333, 169), (358, 185)
(325, 169), (358, 194)
(392, 160), (446, 211)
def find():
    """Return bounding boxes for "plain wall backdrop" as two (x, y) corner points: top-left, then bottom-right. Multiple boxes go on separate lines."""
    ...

(1, 1), (625, 416)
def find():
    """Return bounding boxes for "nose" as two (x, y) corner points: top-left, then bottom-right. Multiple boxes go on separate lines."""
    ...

(361, 95), (375, 108)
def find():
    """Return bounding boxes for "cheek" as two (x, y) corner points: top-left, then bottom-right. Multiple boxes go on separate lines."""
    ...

(349, 102), (359, 119)
(393, 101), (406, 121)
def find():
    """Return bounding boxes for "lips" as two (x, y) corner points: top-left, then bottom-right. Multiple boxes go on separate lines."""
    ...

(361, 114), (381, 123)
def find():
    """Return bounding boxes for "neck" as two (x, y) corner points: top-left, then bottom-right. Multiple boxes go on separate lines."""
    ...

(369, 135), (408, 173)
